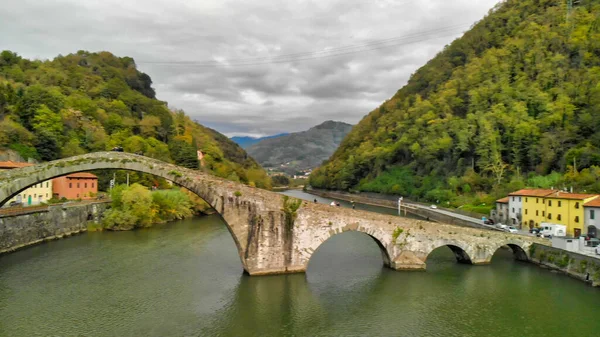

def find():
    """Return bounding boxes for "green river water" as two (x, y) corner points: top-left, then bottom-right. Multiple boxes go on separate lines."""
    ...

(0, 191), (599, 337)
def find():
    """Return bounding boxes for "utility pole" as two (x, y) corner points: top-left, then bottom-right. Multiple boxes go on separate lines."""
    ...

(567, 0), (580, 24)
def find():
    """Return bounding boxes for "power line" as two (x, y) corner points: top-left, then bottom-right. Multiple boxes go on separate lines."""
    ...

(138, 24), (471, 67)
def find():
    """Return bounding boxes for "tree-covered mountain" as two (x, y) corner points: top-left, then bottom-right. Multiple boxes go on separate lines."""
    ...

(0, 50), (270, 189)
(247, 121), (353, 173)
(310, 0), (600, 207)
(231, 133), (288, 149)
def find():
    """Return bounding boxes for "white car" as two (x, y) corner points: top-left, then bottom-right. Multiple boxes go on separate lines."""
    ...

(430, 205), (437, 209)
(596, 246), (600, 255)
(506, 226), (518, 233)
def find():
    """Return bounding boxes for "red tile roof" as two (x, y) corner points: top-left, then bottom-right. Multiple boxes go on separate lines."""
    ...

(0, 161), (34, 169)
(496, 197), (509, 203)
(545, 192), (599, 200)
(508, 189), (556, 197)
(65, 173), (98, 179)
(584, 198), (600, 207)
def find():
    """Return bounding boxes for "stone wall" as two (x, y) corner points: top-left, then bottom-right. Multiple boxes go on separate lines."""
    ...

(529, 243), (600, 287)
(0, 202), (109, 254)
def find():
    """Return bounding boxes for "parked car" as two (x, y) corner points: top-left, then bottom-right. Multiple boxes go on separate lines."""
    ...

(596, 246), (600, 255)
(529, 227), (540, 234)
(430, 205), (437, 209)
(506, 226), (518, 233)
(484, 219), (495, 225)
(111, 146), (124, 152)
(8, 201), (22, 207)
(496, 223), (507, 230)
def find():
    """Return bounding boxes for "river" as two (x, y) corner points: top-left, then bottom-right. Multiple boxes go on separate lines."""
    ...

(0, 191), (599, 336)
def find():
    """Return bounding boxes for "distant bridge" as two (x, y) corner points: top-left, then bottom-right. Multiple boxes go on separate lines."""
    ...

(0, 152), (545, 275)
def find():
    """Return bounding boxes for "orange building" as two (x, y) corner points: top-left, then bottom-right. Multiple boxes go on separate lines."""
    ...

(52, 173), (98, 200)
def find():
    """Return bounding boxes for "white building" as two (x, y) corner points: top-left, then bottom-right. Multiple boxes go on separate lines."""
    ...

(584, 198), (600, 237)
(507, 193), (523, 226)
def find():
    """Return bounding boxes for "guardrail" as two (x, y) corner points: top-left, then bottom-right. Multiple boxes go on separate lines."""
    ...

(0, 205), (49, 216)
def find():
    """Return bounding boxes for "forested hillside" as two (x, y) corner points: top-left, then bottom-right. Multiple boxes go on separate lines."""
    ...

(310, 0), (600, 209)
(0, 50), (270, 189)
(247, 121), (353, 173)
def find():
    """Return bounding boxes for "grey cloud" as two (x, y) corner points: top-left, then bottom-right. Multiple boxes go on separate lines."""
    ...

(0, 0), (500, 136)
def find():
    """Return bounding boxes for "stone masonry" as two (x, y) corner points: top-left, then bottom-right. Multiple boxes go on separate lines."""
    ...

(0, 152), (545, 275)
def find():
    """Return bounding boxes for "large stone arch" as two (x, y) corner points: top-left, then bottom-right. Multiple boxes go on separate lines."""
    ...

(0, 152), (289, 275)
(305, 225), (392, 270)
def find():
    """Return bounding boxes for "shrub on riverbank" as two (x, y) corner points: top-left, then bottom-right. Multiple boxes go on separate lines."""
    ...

(102, 184), (194, 230)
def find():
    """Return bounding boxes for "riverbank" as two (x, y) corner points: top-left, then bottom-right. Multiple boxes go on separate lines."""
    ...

(530, 244), (600, 287)
(0, 201), (109, 254)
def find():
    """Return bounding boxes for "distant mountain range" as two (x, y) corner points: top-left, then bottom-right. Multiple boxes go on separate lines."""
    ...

(245, 121), (353, 173)
(231, 134), (288, 149)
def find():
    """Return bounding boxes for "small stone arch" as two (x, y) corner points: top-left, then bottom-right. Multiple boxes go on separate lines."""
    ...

(425, 240), (475, 265)
(490, 240), (529, 262)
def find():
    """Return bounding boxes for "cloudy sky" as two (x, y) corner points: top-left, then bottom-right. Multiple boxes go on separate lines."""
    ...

(1, 0), (500, 137)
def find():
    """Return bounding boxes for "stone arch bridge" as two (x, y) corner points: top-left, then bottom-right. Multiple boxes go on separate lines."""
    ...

(0, 152), (544, 275)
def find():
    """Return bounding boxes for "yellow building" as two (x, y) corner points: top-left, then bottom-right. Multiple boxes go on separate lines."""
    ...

(509, 189), (556, 229)
(0, 161), (53, 206)
(509, 188), (599, 236)
(543, 192), (598, 237)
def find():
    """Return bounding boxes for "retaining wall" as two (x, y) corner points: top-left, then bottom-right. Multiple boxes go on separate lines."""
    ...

(530, 243), (600, 287)
(0, 202), (109, 254)
(307, 189), (494, 230)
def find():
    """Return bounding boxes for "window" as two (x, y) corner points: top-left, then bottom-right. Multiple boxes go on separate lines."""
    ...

(592, 210), (596, 220)
(575, 216), (580, 223)
(77, 194), (79, 198)
(549, 200), (552, 206)
(543, 199), (546, 204)
(548, 213), (552, 220)
(519, 197), (522, 202)
(512, 197), (515, 202)
(575, 202), (580, 209)
(512, 208), (515, 213)
(46, 182), (49, 188)
(69, 183), (72, 188)
(46, 193), (48, 198)
(526, 198), (528, 202)
(85, 183), (88, 188)
(92, 183), (95, 188)
(536, 210), (539, 216)
(536, 198), (539, 204)
(558, 201), (562, 207)
(519, 208), (521, 214)
(34, 194), (37, 198)
(557, 214), (561, 221)
(542, 211), (545, 216)
(77, 183), (80, 188)
(525, 209), (528, 215)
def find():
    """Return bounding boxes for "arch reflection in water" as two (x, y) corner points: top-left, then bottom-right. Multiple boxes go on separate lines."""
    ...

(305, 231), (387, 312)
